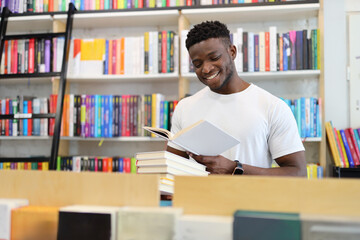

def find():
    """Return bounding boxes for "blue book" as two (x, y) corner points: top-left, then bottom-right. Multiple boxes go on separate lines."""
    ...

(108, 95), (113, 137)
(317, 166), (323, 179)
(254, 34), (259, 72)
(313, 99), (317, 137)
(353, 129), (360, 154)
(316, 104), (321, 137)
(94, 95), (100, 138)
(294, 98), (301, 136)
(160, 101), (164, 129)
(90, 95), (95, 138)
(23, 101), (28, 136)
(296, 30), (303, 70)
(309, 97), (314, 138)
(118, 157), (124, 172)
(104, 95), (109, 138)
(300, 97), (306, 138)
(101, 96), (105, 137)
(104, 40), (109, 75)
(340, 129), (355, 168)
(282, 33), (289, 71)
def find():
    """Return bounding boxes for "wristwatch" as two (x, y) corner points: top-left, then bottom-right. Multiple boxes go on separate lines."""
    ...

(232, 160), (244, 175)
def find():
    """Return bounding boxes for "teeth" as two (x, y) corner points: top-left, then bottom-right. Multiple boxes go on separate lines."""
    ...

(206, 72), (219, 80)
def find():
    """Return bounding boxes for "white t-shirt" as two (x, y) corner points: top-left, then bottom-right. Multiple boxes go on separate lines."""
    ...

(168, 84), (305, 168)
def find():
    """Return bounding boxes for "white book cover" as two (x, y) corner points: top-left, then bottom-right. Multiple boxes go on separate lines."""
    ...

(124, 37), (131, 75)
(0, 198), (29, 240)
(57, 37), (65, 72)
(180, 30), (189, 75)
(174, 35), (179, 74)
(259, 31), (265, 72)
(1, 50), (4, 74)
(137, 165), (209, 176)
(144, 119), (240, 156)
(68, 94), (74, 137)
(139, 36), (144, 75)
(32, 98), (41, 136)
(117, 207), (183, 240)
(269, 26), (277, 72)
(148, 32), (154, 74)
(41, 97), (48, 136)
(135, 150), (207, 171)
(175, 215), (232, 240)
(72, 156), (81, 172)
(152, 31), (159, 75)
(248, 32), (254, 72)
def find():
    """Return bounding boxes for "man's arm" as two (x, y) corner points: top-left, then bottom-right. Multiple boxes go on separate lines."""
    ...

(188, 151), (307, 177)
(166, 145), (189, 159)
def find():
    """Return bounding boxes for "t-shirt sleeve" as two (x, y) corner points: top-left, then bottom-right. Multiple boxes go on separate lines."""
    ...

(167, 101), (186, 152)
(268, 100), (305, 159)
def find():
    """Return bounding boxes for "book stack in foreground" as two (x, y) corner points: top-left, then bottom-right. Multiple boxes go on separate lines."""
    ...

(135, 151), (209, 195)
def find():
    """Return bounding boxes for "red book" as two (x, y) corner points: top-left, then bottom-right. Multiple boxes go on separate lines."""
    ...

(347, 128), (360, 162)
(123, 157), (131, 173)
(102, 157), (108, 172)
(38, 162), (42, 170)
(108, 40), (113, 75)
(186, 0), (191, 6)
(161, 31), (167, 73)
(4, 40), (8, 74)
(27, 100), (33, 136)
(345, 129), (360, 166)
(49, 0), (54, 11)
(108, 157), (113, 172)
(265, 32), (270, 72)
(138, 0), (143, 8)
(28, 39), (35, 73)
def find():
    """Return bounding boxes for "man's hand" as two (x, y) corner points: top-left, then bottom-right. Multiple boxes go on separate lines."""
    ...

(188, 152), (236, 174)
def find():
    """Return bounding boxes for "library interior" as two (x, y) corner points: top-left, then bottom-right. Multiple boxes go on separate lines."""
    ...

(0, 0), (360, 239)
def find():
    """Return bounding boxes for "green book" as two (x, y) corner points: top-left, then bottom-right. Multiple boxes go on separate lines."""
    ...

(233, 210), (301, 240)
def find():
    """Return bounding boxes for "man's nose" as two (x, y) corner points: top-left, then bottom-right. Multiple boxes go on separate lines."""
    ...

(202, 61), (214, 74)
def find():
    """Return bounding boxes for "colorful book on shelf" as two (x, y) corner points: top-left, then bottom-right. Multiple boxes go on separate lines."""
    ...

(143, 119), (240, 156)
(339, 129), (355, 168)
(325, 121), (341, 167)
(335, 129), (349, 168)
(344, 128), (360, 166)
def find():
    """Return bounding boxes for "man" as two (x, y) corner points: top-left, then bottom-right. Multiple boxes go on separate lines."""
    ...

(166, 21), (306, 176)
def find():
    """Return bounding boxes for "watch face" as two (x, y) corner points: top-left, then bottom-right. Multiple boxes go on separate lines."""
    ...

(234, 167), (244, 175)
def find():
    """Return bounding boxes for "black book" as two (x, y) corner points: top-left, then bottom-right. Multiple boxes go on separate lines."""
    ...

(302, 29), (308, 69)
(57, 206), (119, 240)
(296, 30), (303, 70)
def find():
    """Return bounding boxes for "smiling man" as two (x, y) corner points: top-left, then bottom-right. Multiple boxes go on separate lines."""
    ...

(166, 21), (306, 176)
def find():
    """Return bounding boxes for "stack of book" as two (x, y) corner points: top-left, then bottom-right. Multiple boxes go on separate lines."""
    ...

(135, 151), (209, 195)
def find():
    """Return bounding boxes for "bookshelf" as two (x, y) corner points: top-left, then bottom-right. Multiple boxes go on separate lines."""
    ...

(0, 0), (325, 172)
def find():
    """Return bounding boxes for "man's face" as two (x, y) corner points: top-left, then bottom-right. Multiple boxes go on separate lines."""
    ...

(188, 38), (236, 94)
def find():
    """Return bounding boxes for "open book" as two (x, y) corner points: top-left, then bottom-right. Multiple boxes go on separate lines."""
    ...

(143, 120), (240, 156)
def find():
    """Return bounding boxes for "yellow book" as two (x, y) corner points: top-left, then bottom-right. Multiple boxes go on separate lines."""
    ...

(11, 206), (59, 240)
(311, 164), (318, 179)
(42, 162), (49, 171)
(337, 130), (349, 168)
(144, 32), (150, 74)
(325, 122), (341, 167)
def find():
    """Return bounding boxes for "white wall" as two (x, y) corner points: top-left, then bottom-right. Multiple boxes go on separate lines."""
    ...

(324, 0), (360, 129)
(323, 0), (348, 129)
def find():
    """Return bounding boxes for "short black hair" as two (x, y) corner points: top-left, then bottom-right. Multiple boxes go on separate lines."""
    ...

(185, 20), (231, 50)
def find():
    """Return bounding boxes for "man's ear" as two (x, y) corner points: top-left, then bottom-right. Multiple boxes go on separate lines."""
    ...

(229, 44), (237, 60)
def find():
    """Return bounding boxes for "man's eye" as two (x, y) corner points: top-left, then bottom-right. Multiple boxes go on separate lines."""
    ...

(211, 56), (220, 61)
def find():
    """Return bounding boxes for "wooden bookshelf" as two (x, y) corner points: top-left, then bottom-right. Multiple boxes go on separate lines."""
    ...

(0, 170), (160, 207)
(173, 175), (360, 217)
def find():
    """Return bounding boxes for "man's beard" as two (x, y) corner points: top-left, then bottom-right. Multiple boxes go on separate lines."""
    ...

(213, 68), (234, 91)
